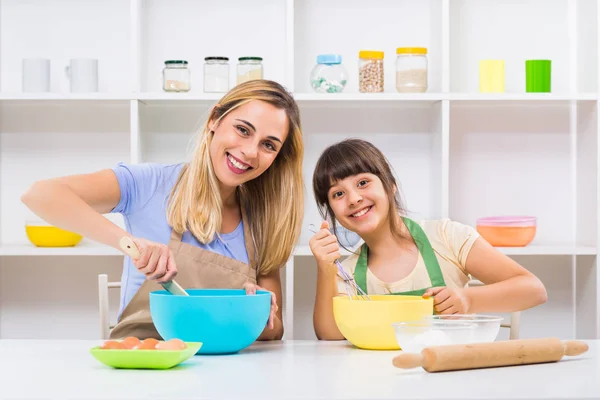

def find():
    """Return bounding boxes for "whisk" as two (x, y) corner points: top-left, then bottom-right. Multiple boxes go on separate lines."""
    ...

(308, 224), (371, 301)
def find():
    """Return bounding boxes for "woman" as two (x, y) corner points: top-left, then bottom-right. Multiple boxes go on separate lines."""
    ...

(21, 80), (304, 341)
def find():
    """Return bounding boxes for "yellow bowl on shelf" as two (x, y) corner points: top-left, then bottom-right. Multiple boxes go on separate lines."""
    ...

(25, 222), (83, 247)
(332, 295), (433, 350)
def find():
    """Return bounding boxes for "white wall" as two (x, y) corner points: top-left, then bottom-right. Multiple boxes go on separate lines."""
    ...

(0, 0), (597, 342)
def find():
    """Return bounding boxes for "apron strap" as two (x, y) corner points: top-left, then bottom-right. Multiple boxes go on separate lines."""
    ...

(168, 229), (184, 256)
(402, 217), (445, 288)
(240, 205), (257, 275)
(353, 217), (446, 295)
(167, 204), (258, 280)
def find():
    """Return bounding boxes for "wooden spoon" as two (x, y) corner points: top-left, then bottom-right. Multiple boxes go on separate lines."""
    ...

(119, 237), (189, 296)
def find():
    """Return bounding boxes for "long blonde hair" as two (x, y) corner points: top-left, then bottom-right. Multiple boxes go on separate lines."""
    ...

(167, 80), (304, 276)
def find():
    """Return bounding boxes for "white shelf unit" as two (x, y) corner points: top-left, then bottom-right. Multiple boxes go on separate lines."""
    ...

(0, 0), (598, 342)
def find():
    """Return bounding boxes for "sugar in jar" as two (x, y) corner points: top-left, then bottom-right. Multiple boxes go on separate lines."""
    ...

(395, 47), (428, 93)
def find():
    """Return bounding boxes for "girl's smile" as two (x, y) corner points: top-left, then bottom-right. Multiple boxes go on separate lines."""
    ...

(329, 173), (389, 238)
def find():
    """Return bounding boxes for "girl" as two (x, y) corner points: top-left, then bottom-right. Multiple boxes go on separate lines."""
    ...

(309, 138), (547, 340)
(22, 80), (304, 341)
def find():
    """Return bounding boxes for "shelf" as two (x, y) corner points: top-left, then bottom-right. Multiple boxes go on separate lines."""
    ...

(450, 0), (570, 93)
(446, 93), (598, 102)
(140, 0), (287, 92)
(0, 93), (133, 101)
(0, 242), (122, 256)
(0, 243), (593, 258)
(137, 92), (222, 102)
(0, 92), (593, 104)
(293, 244), (596, 257)
(293, 93), (443, 107)
(0, 0), (130, 94)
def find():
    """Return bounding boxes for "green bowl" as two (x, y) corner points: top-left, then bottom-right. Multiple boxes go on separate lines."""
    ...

(89, 342), (202, 369)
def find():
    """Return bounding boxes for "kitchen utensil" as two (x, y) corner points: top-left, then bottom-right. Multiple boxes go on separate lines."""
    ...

(333, 295), (433, 350)
(392, 337), (589, 372)
(119, 237), (189, 296)
(65, 58), (98, 92)
(392, 320), (477, 353)
(150, 289), (271, 354)
(90, 341), (202, 369)
(479, 59), (504, 93)
(526, 59), (551, 92)
(308, 224), (370, 300)
(25, 221), (82, 247)
(424, 314), (503, 343)
(22, 59), (50, 92)
(476, 216), (537, 247)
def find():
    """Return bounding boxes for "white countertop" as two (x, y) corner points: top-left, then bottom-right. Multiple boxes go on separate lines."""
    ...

(1, 339), (598, 400)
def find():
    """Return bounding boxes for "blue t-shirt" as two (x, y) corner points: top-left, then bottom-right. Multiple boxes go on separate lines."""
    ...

(111, 162), (250, 317)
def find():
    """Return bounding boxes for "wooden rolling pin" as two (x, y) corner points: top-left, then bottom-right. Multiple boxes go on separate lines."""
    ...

(392, 337), (588, 372)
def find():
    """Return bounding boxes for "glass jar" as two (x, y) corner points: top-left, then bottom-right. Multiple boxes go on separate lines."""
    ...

(395, 47), (428, 93)
(358, 50), (384, 93)
(310, 54), (348, 93)
(237, 57), (263, 84)
(203, 57), (229, 93)
(162, 60), (190, 92)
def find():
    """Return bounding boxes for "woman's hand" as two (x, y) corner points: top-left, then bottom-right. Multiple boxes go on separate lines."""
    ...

(244, 282), (278, 329)
(423, 287), (471, 315)
(309, 221), (341, 275)
(127, 237), (178, 284)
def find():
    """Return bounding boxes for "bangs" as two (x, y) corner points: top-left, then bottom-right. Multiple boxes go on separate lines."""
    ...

(313, 141), (382, 205)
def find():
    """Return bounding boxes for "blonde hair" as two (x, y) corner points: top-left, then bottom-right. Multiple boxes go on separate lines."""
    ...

(166, 80), (304, 276)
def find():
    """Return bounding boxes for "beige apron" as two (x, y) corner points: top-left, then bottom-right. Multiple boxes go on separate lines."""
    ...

(110, 210), (258, 340)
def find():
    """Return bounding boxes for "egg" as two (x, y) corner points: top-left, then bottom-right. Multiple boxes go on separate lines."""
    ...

(100, 340), (125, 350)
(121, 336), (141, 349)
(156, 338), (187, 351)
(134, 338), (160, 350)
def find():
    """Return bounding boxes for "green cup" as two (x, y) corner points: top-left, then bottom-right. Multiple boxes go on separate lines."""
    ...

(526, 60), (551, 92)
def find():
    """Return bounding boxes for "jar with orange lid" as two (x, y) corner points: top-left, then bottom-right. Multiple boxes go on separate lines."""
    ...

(358, 50), (384, 93)
(395, 47), (428, 93)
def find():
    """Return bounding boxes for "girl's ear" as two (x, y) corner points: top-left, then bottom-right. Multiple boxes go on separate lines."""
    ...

(392, 184), (397, 194)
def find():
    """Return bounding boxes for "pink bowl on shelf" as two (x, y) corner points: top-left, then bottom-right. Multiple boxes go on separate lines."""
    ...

(476, 216), (537, 247)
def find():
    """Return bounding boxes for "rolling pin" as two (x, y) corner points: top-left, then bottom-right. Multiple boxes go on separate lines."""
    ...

(392, 337), (588, 372)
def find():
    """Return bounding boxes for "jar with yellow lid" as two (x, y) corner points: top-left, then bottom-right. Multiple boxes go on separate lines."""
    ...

(358, 50), (384, 93)
(395, 47), (428, 93)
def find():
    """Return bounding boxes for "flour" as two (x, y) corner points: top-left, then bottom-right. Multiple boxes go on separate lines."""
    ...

(400, 329), (453, 353)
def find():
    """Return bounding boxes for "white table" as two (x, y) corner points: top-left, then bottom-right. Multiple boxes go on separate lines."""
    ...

(0, 339), (598, 400)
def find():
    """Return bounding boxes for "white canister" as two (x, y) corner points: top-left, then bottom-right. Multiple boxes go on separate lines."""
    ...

(65, 59), (98, 92)
(22, 59), (50, 92)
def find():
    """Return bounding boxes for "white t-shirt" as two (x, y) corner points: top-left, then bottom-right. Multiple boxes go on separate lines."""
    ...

(337, 218), (480, 295)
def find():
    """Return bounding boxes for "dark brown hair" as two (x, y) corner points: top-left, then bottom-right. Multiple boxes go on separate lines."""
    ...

(313, 138), (410, 250)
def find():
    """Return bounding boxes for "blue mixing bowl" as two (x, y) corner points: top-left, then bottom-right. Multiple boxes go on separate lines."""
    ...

(149, 288), (271, 355)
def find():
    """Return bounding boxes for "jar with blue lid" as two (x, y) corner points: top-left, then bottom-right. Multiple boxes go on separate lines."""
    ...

(310, 54), (348, 93)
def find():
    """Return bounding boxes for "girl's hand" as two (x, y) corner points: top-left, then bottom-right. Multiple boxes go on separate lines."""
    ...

(309, 221), (341, 274)
(244, 282), (278, 329)
(423, 287), (471, 315)
(125, 237), (178, 284)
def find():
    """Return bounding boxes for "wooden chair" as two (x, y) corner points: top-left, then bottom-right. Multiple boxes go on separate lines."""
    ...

(98, 274), (121, 340)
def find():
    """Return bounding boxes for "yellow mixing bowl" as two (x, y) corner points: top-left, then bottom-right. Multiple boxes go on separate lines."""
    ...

(25, 225), (83, 247)
(333, 295), (433, 350)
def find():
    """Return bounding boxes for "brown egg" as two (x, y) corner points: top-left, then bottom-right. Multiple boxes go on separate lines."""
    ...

(100, 340), (125, 350)
(121, 336), (141, 349)
(133, 338), (160, 350)
(156, 338), (187, 351)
